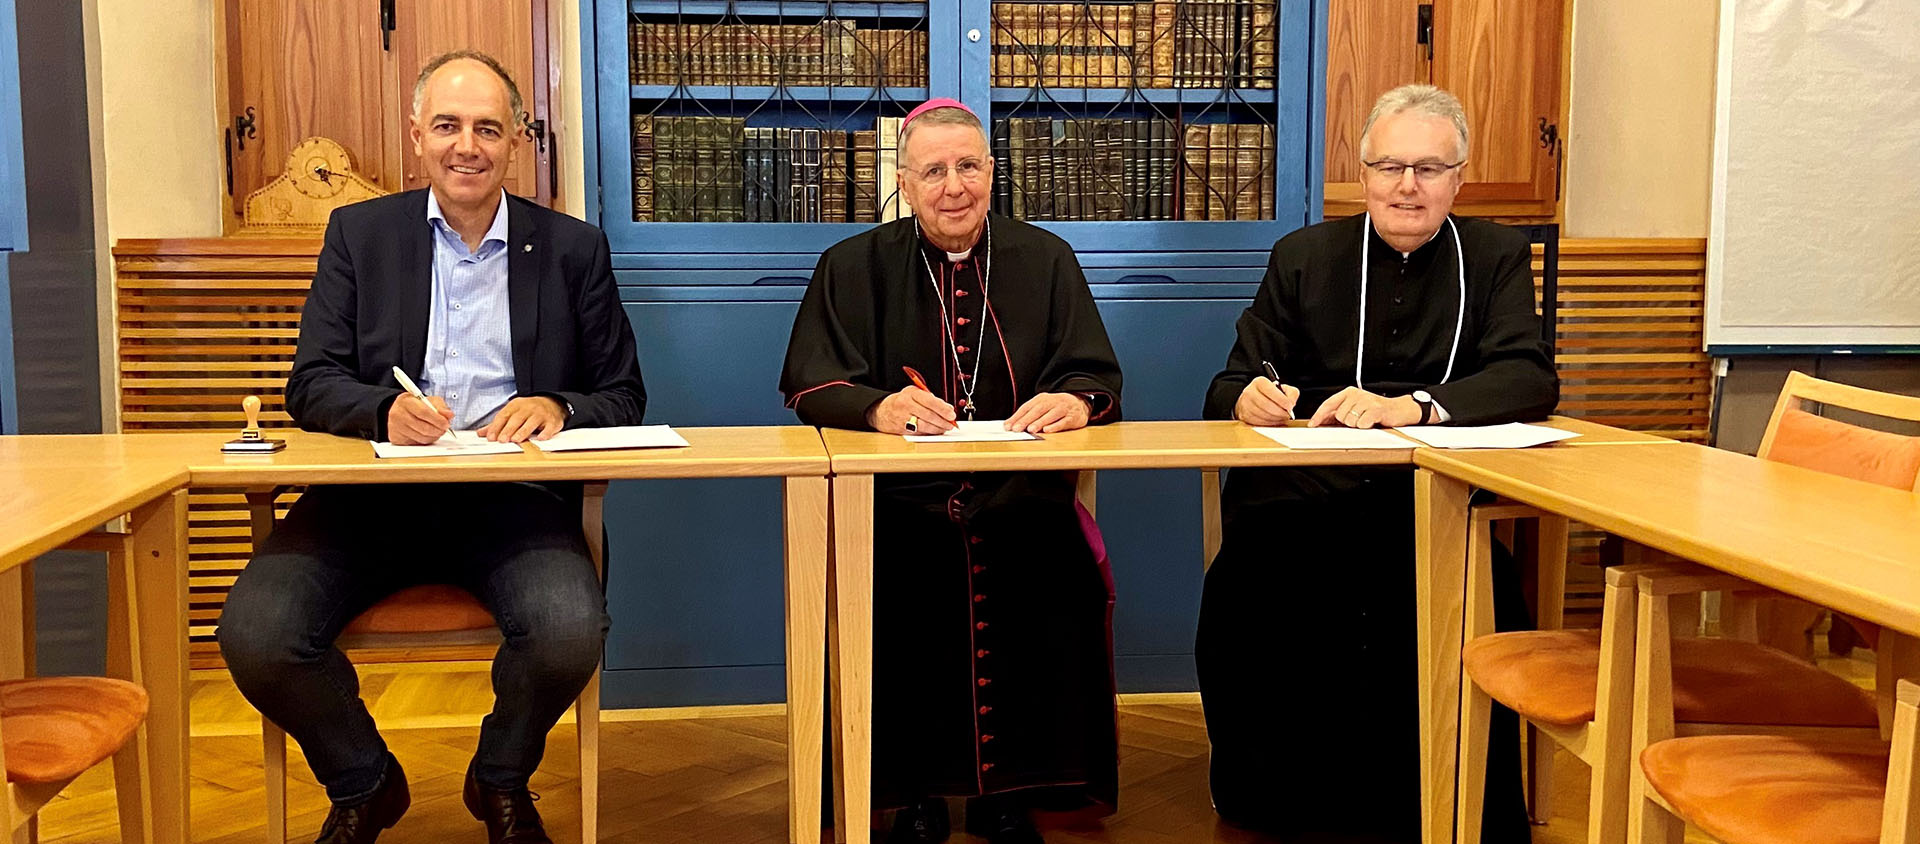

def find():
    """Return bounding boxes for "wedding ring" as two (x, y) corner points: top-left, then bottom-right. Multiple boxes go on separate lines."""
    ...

(906, 414), (919, 433)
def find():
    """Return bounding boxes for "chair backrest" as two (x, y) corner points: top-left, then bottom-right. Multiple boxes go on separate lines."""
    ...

(1755, 371), (1920, 492)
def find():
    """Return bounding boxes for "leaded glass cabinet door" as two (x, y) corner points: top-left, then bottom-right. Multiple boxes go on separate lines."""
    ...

(594, 0), (961, 253)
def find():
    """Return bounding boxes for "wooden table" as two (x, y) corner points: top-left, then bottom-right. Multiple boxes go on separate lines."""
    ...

(1415, 442), (1920, 842)
(0, 426), (833, 844)
(817, 417), (1659, 841)
(0, 439), (192, 844)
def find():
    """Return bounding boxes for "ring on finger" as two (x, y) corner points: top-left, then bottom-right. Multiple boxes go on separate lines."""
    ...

(906, 414), (919, 434)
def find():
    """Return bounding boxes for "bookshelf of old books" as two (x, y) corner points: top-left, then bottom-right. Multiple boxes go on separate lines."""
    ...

(581, 0), (1325, 706)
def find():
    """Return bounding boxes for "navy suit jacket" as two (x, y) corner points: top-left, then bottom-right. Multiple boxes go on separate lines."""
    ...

(287, 189), (646, 441)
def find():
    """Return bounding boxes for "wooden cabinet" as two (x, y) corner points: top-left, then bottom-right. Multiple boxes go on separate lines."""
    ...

(222, 0), (554, 228)
(1323, 0), (1566, 221)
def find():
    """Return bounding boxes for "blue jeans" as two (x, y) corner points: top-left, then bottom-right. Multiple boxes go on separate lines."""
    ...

(218, 482), (610, 804)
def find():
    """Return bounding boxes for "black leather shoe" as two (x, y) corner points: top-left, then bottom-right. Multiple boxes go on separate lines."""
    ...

(884, 797), (951, 844)
(314, 757), (410, 844)
(463, 771), (552, 844)
(965, 800), (1044, 844)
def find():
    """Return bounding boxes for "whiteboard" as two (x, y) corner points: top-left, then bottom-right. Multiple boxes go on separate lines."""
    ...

(1705, 0), (1920, 351)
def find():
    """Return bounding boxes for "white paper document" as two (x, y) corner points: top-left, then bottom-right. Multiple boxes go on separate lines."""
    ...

(530, 424), (691, 452)
(1394, 423), (1580, 449)
(372, 430), (524, 459)
(1250, 426), (1415, 449)
(904, 420), (1041, 443)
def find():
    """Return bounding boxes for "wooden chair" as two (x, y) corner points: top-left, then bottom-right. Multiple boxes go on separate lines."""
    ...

(1636, 677), (1920, 844)
(246, 482), (608, 844)
(1, 518), (160, 844)
(1745, 371), (1920, 658)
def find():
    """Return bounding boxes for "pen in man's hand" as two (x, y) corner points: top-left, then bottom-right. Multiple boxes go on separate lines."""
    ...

(1260, 360), (1283, 386)
(902, 365), (932, 394)
(391, 366), (442, 415)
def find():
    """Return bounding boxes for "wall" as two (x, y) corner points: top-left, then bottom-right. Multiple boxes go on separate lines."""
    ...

(95, 0), (224, 241)
(1562, 0), (1717, 239)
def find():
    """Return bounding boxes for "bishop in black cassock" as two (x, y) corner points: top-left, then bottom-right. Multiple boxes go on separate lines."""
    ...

(1197, 86), (1558, 843)
(780, 101), (1124, 844)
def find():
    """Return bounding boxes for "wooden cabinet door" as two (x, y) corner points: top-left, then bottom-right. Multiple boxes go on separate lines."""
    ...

(228, 0), (396, 211)
(1322, 0), (1565, 221)
(1432, 0), (1562, 218)
(390, 0), (542, 202)
(1323, 0), (1427, 215)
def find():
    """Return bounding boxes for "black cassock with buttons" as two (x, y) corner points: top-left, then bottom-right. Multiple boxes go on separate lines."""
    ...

(1196, 213), (1558, 841)
(781, 214), (1126, 810)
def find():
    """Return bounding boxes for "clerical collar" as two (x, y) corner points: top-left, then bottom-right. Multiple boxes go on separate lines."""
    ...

(1368, 217), (1447, 261)
(919, 221), (984, 263)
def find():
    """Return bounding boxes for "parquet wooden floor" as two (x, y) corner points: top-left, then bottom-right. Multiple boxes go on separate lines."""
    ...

(35, 649), (1870, 843)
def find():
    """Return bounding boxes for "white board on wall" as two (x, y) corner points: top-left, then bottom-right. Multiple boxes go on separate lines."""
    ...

(1706, 0), (1920, 351)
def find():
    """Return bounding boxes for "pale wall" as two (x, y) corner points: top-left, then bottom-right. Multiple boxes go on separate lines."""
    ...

(1563, 0), (1718, 239)
(94, 0), (224, 241)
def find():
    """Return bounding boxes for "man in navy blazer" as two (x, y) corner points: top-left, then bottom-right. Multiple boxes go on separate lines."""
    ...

(218, 50), (644, 844)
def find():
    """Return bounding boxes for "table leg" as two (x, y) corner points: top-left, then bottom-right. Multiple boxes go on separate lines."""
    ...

(1415, 469), (1470, 844)
(130, 490), (189, 844)
(1882, 631), (1920, 740)
(828, 473), (874, 844)
(784, 476), (829, 843)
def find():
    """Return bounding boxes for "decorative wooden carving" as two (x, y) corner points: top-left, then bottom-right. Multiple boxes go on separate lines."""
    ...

(241, 137), (385, 233)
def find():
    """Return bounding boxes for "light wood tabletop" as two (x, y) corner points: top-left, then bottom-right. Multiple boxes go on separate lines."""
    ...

(819, 416), (1662, 475)
(126, 426), (831, 484)
(1418, 441), (1920, 636)
(0, 457), (186, 571)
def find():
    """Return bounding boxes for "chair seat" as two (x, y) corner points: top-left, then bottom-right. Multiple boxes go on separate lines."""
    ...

(1640, 734), (1889, 844)
(1462, 629), (1878, 728)
(2, 677), (149, 784)
(343, 585), (496, 635)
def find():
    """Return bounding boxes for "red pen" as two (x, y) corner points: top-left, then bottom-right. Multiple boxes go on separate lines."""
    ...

(902, 365), (932, 393)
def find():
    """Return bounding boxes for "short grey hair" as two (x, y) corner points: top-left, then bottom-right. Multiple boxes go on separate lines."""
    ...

(898, 107), (989, 162)
(1357, 84), (1469, 163)
(412, 50), (524, 124)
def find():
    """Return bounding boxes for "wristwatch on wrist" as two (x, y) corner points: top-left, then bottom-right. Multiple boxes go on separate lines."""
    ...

(1411, 390), (1435, 425)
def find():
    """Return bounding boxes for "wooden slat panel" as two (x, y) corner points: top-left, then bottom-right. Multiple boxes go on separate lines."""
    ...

(116, 240), (324, 666)
(1536, 238), (1712, 451)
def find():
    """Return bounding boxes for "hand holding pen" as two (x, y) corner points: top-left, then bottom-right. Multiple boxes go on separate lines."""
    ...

(387, 366), (455, 445)
(1235, 359), (1301, 426)
(863, 365), (958, 435)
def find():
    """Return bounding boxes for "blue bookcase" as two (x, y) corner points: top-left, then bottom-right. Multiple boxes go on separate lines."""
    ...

(0, 0), (26, 434)
(583, 0), (1325, 706)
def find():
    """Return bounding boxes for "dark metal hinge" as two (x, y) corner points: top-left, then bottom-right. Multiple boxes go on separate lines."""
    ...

(232, 107), (257, 152)
(1417, 4), (1434, 61)
(1538, 118), (1560, 157)
(380, 0), (396, 51)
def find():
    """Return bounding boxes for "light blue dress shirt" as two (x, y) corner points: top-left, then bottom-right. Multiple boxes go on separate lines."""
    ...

(419, 190), (518, 431)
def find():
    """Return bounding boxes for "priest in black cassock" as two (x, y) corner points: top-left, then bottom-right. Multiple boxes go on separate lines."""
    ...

(780, 99), (1124, 844)
(1196, 85), (1558, 843)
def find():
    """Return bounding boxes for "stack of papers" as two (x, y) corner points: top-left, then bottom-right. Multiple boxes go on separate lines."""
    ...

(1394, 423), (1579, 449)
(904, 420), (1041, 443)
(530, 424), (691, 452)
(372, 430), (524, 459)
(1250, 427), (1414, 449)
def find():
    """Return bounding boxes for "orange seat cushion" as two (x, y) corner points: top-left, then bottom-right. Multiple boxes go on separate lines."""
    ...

(1640, 734), (1889, 844)
(342, 585), (496, 635)
(2, 677), (149, 784)
(1463, 630), (1877, 728)
(1768, 407), (1920, 490)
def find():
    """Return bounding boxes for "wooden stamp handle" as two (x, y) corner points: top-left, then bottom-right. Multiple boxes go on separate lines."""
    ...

(241, 395), (262, 436)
